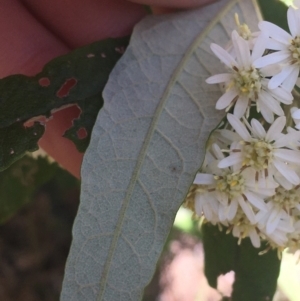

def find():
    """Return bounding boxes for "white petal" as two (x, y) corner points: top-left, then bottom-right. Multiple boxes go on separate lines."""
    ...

(266, 39), (288, 50)
(277, 217), (294, 233)
(274, 172), (294, 190)
(218, 205), (226, 222)
(232, 30), (251, 67)
(260, 100), (274, 123)
(251, 32), (268, 61)
(288, 6), (300, 37)
(220, 129), (240, 142)
(268, 65), (297, 89)
(206, 73), (232, 84)
(265, 116), (286, 142)
(217, 191), (228, 205)
(227, 200), (238, 220)
(249, 228), (261, 248)
(203, 204), (213, 221)
(259, 21), (292, 44)
(211, 143), (225, 160)
(193, 173), (215, 185)
(266, 208), (282, 234)
(210, 43), (237, 68)
(210, 199), (219, 215)
(282, 65), (299, 92)
(269, 86), (293, 103)
(243, 191), (268, 211)
(195, 194), (205, 214)
(273, 135), (289, 148)
(227, 113), (251, 141)
(232, 225), (240, 238)
(218, 153), (243, 168)
(292, 108), (300, 119)
(250, 118), (266, 139)
(216, 89), (238, 110)
(259, 91), (284, 116)
(260, 64), (282, 77)
(274, 149), (300, 164)
(256, 210), (267, 224)
(253, 50), (291, 68)
(233, 95), (248, 118)
(273, 159), (300, 185)
(237, 195), (256, 224)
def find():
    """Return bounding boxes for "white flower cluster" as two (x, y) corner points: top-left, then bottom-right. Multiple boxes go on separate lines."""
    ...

(186, 3), (300, 253)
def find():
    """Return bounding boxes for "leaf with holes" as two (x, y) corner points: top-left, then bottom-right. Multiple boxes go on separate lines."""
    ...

(0, 122), (44, 171)
(63, 93), (103, 153)
(202, 223), (281, 301)
(0, 37), (129, 171)
(0, 155), (58, 223)
(60, 1), (263, 300)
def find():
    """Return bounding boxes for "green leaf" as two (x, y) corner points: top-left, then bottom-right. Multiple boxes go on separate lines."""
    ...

(60, 1), (262, 300)
(0, 155), (58, 223)
(202, 223), (238, 288)
(0, 122), (44, 172)
(0, 38), (129, 129)
(232, 239), (280, 301)
(0, 37), (129, 171)
(63, 93), (104, 152)
(257, 0), (288, 31)
(202, 224), (281, 301)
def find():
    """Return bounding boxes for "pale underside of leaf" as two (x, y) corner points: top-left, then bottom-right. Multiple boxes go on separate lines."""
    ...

(60, 0), (261, 300)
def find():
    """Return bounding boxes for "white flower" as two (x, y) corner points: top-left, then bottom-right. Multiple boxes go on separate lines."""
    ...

(291, 106), (300, 129)
(256, 199), (294, 235)
(227, 208), (262, 247)
(207, 31), (293, 121)
(234, 13), (259, 44)
(255, 6), (300, 89)
(193, 144), (272, 224)
(226, 14), (259, 55)
(193, 183), (220, 222)
(219, 114), (300, 186)
(232, 221), (261, 248)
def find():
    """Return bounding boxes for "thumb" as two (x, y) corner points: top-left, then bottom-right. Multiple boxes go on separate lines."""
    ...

(128, 0), (217, 9)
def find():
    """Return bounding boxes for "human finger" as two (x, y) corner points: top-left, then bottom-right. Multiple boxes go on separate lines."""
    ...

(130, 0), (217, 9)
(0, 0), (84, 177)
(19, 0), (147, 48)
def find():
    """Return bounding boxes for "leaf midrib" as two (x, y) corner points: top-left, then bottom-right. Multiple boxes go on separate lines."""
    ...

(96, 0), (255, 299)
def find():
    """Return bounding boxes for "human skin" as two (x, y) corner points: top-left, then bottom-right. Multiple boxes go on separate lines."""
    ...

(0, 0), (216, 178)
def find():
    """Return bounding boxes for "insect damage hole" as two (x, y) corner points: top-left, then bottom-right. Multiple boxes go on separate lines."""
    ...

(38, 77), (51, 87)
(56, 78), (77, 98)
(76, 127), (87, 139)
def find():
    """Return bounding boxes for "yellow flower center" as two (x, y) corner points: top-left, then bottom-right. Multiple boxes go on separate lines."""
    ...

(289, 36), (300, 64)
(269, 186), (300, 210)
(215, 173), (245, 198)
(242, 140), (273, 170)
(235, 13), (252, 41)
(232, 67), (262, 99)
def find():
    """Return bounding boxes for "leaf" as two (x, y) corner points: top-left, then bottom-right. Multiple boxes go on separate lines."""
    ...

(60, 0), (261, 300)
(0, 122), (44, 171)
(0, 155), (58, 223)
(0, 38), (128, 129)
(202, 224), (281, 301)
(202, 223), (238, 288)
(63, 93), (104, 153)
(257, 0), (288, 32)
(0, 37), (129, 171)
(232, 239), (280, 301)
